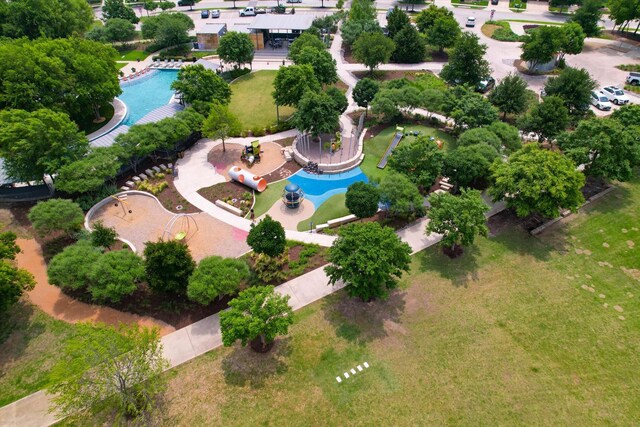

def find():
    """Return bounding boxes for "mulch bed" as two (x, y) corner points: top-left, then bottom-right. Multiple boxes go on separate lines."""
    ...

(198, 180), (250, 204)
(352, 70), (423, 82)
(272, 136), (296, 147)
(262, 161), (301, 183)
(158, 174), (200, 214)
(244, 243), (328, 286)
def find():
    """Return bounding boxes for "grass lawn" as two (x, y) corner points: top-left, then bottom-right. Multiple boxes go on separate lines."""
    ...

(509, 0), (527, 10)
(361, 124), (456, 183)
(451, 0), (488, 5)
(506, 19), (563, 25)
(228, 71), (295, 131)
(116, 61), (128, 69)
(253, 179), (289, 217)
(297, 193), (349, 231)
(113, 49), (151, 62)
(76, 103), (115, 135)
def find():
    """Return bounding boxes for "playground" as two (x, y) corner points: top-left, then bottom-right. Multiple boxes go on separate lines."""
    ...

(208, 141), (284, 180)
(89, 192), (250, 261)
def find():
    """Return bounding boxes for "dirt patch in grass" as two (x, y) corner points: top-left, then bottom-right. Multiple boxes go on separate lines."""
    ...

(482, 23), (501, 37)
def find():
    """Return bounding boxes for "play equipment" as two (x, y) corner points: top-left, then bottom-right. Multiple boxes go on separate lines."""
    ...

(282, 183), (304, 209)
(162, 213), (199, 242)
(377, 126), (405, 169)
(240, 140), (262, 165)
(229, 166), (268, 192)
(110, 194), (133, 215)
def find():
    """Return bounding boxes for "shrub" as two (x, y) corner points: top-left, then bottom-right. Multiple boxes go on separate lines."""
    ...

(90, 220), (118, 249)
(247, 215), (286, 257)
(187, 256), (250, 305)
(143, 240), (196, 295)
(345, 182), (380, 218)
(48, 241), (102, 292)
(88, 250), (145, 303)
(137, 180), (168, 195)
(28, 199), (85, 238)
(251, 127), (266, 137)
(251, 251), (288, 284)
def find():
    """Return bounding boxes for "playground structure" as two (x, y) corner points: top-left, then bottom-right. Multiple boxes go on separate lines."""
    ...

(282, 183), (304, 209)
(229, 166), (268, 192)
(110, 194), (133, 215)
(377, 126), (405, 169)
(162, 213), (199, 242)
(240, 140), (262, 166)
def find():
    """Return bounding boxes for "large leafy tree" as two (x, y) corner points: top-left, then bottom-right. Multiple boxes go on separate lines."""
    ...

(273, 64), (321, 107)
(349, 0), (376, 21)
(202, 101), (242, 152)
(102, 0), (139, 23)
(220, 286), (293, 352)
(293, 46), (338, 85)
(486, 121), (522, 153)
(353, 78), (379, 117)
(141, 12), (194, 49)
(388, 136), (445, 189)
(56, 147), (123, 194)
(294, 91), (341, 137)
(143, 240), (196, 296)
(49, 323), (168, 419)
(187, 256), (250, 305)
(379, 172), (426, 219)
(28, 199), (84, 239)
(115, 123), (165, 172)
(247, 215), (286, 258)
(558, 22), (586, 61)
(340, 19), (382, 46)
(518, 95), (569, 141)
(458, 127), (502, 151)
(571, 0), (603, 36)
(0, 232), (35, 314)
(171, 64), (231, 105)
(104, 18), (136, 43)
(325, 222), (411, 301)
(353, 32), (396, 72)
(608, 0), (640, 31)
(218, 31), (255, 68)
(544, 66), (597, 115)
(440, 32), (491, 87)
(557, 118), (640, 181)
(392, 25), (426, 63)
(0, 0), (93, 39)
(489, 144), (585, 218)
(0, 109), (89, 182)
(325, 86), (348, 114)
(288, 32), (326, 61)
(425, 15), (461, 53)
(520, 25), (563, 70)
(345, 182), (380, 218)
(88, 251), (145, 303)
(426, 189), (489, 256)
(48, 241), (102, 292)
(371, 86), (422, 122)
(611, 104), (640, 127)
(415, 4), (453, 33)
(387, 7), (411, 39)
(444, 144), (500, 190)
(488, 73), (529, 118)
(447, 91), (499, 132)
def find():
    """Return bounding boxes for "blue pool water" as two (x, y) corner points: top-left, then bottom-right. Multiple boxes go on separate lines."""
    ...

(119, 70), (179, 125)
(288, 167), (368, 208)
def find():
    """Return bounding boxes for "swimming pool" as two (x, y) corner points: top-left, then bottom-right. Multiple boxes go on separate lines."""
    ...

(288, 167), (368, 208)
(118, 70), (179, 125)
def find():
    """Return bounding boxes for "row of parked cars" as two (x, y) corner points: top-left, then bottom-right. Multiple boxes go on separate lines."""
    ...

(591, 86), (630, 110)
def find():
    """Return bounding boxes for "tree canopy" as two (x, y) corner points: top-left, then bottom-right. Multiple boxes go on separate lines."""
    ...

(88, 250), (145, 303)
(353, 32), (396, 72)
(379, 172), (426, 219)
(340, 19), (382, 46)
(294, 91), (341, 137)
(103, 0), (139, 23)
(425, 15), (461, 53)
(544, 66), (596, 115)
(288, 32), (326, 61)
(143, 240), (196, 296)
(345, 181), (380, 218)
(353, 78), (380, 114)
(171, 64), (231, 105)
(488, 73), (529, 118)
(571, 0), (603, 36)
(272, 64), (321, 107)
(349, 0), (377, 21)
(0, 0), (93, 39)
(247, 215), (286, 257)
(392, 25), (426, 64)
(141, 12), (194, 49)
(187, 256), (249, 305)
(293, 46), (338, 85)
(388, 135), (444, 189)
(28, 199), (84, 238)
(218, 31), (255, 68)
(202, 101), (242, 152)
(518, 95), (569, 141)
(387, 7), (411, 39)
(611, 104), (640, 127)
(0, 232), (35, 314)
(457, 127), (502, 152)
(445, 90), (499, 132)
(325, 222), (411, 301)
(520, 25), (563, 70)
(486, 121), (522, 153)
(415, 5), (453, 33)
(48, 240), (102, 292)
(489, 145), (585, 218)
(56, 147), (123, 194)
(444, 143), (500, 190)
(440, 32), (491, 87)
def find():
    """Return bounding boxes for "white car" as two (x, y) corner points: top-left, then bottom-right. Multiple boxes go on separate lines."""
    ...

(590, 91), (612, 111)
(466, 17), (476, 27)
(601, 86), (630, 105)
(210, 9), (220, 18)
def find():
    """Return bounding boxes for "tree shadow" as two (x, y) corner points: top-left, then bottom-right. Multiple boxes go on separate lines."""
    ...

(0, 302), (43, 377)
(220, 337), (292, 389)
(416, 244), (481, 288)
(321, 290), (406, 345)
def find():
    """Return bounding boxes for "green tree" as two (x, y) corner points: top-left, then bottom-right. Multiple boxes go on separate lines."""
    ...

(0, 109), (89, 182)
(88, 251), (145, 303)
(247, 215), (286, 257)
(340, 19), (382, 46)
(608, 0), (639, 31)
(48, 241), (102, 291)
(143, 240), (196, 295)
(56, 147), (123, 194)
(518, 95), (569, 141)
(171, 64), (231, 105)
(218, 31), (255, 69)
(571, 0), (603, 36)
(489, 144), (585, 218)
(387, 7), (411, 39)
(444, 144), (500, 189)
(557, 118), (640, 181)
(415, 4), (453, 33)
(49, 323), (169, 419)
(220, 285), (293, 352)
(288, 32), (326, 61)
(325, 86), (348, 114)
(0, 233), (35, 314)
(141, 12), (194, 49)
(158, 1), (174, 10)
(90, 220), (118, 249)
(448, 91), (499, 132)
(520, 25), (563, 70)
(0, 0), (93, 39)
(353, 32), (396, 72)
(426, 189), (489, 256)
(345, 182), (380, 218)
(353, 78), (379, 117)
(388, 136), (444, 189)
(175, 107), (206, 132)
(371, 86), (422, 122)
(325, 222), (411, 301)
(28, 199), (84, 239)
(349, 0), (376, 21)
(425, 15), (461, 53)
(187, 256), (249, 305)
(558, 22), (586, 61)
(294, 91), (341, 137)
(550, 0), (580, 12)
(143, 1), (158, 16)
(379, 172), (426, 219)
(273, 64), (321, 108)
(102, 0), (139, 23)
(486, 121), (522, 153)
(458, 127), (502, 151)
(104, 18), (136, 43)
(294, 46), (338, 85)
(115, 124), (164, 172)
(544, 66), (597, 115)
(488, 73), (529, 118)
(392, 25), (426, 63)
(202, 100), (242, 152)
(611, 104), (640, 127)
(440, 32), (491, 87)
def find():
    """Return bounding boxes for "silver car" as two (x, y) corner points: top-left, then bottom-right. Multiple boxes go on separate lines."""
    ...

(590, 91), (612, 111)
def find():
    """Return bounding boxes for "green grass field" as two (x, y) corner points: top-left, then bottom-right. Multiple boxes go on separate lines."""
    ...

(297, 193), (349, 231)
(113, 49), (150, 62)
(228, 71), (295, 131)
(361, 125), (456, 183)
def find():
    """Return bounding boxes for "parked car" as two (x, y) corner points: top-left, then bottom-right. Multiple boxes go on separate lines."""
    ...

(626, 72), (640, 86)
(239, 6), (265, 16)
(210, 9), (220, 18)
(491, 0), (499, 4)
(466, 17), (476, 27)
(201, 9), (210, 18)
(477, 77), (496, 93)
(177, 0), (194, 5)
(601, 86), (630, 105)
(287, 0), (302, 3)
(590, 91), (612, 111)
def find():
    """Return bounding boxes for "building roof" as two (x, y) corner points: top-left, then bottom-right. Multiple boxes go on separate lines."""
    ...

(248, 14), (314, 31)
(197, 23), (227, 35)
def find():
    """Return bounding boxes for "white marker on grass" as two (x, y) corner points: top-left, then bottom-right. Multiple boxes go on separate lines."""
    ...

(336, 376), (342, 383)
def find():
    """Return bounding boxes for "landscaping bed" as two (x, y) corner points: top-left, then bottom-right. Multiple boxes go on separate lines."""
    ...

(482, 21), (524, 42)
(244, 241), (328, 285)
(261, 161), (301, 183)
(198, 181), (254, 216)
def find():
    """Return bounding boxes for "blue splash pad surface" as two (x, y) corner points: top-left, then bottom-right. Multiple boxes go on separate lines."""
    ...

(287, 167), (368, 208)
